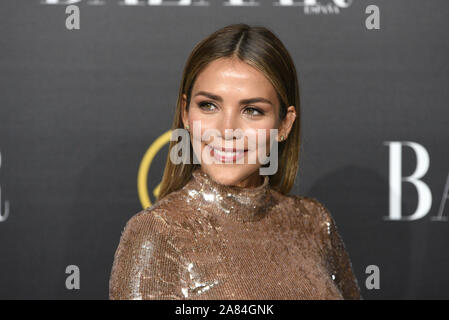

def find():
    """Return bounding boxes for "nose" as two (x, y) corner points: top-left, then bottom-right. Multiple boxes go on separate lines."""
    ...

(217, 109), (241, 140)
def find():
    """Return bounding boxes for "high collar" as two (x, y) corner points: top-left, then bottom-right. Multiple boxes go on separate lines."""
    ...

(183, 168), (273, 222)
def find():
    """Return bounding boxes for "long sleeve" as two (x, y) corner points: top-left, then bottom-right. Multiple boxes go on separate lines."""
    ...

(109, 209), (183, 300)
(305, 197), (362, 300)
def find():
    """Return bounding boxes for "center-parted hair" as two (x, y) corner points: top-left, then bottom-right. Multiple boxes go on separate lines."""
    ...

(158, 23), (301, 200)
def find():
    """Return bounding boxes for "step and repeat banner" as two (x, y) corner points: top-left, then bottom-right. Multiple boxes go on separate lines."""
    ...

(0, 0), (448, 299)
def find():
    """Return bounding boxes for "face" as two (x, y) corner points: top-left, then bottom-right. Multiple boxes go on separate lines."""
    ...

(182, 57), (296, 188)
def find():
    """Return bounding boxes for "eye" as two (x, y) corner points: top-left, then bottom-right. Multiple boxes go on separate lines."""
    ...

(243, 107), (264, 117)
(198, 101), (218, 112)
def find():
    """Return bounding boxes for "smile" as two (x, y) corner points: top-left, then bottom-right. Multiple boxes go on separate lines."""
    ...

(206, 145), (248, 162)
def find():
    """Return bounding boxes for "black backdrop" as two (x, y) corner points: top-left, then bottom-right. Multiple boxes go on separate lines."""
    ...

(0, 0), (448, 299)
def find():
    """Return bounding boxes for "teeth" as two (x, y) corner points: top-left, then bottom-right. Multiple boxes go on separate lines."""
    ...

(213, 148), (243, 157)
(208, 145), (244, 159)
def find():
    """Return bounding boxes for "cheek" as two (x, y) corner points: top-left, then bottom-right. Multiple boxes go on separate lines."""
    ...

(241, 118), (278, 149)
(186, 109), (201, 127)
(186, 113), (222, 154)
(246, 116), (278, 130)
(187, 110), (219, 132)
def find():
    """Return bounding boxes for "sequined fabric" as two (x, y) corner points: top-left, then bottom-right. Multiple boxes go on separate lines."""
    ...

(109, 168), (362, 300)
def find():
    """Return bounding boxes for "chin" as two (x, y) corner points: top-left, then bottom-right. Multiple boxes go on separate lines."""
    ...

(201, 164), (259, 187)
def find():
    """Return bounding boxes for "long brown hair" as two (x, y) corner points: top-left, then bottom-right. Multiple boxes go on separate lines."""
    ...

(158, 23), (301, 200)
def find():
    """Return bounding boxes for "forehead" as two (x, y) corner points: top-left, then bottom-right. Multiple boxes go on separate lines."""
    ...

(192, 58), (278, 102)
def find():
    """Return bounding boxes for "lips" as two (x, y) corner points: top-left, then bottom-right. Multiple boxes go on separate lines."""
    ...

(206, 144), (247, 162)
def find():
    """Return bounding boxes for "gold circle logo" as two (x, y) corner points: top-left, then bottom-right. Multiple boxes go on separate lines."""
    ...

(137, 130), (172, 209)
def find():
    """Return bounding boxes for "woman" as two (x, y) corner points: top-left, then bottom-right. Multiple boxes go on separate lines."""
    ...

(109, 23), (362, 300)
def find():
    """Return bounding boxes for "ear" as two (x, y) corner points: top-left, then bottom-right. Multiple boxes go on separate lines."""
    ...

(181, 93), (189, 129)
(278, 105), (296, 141)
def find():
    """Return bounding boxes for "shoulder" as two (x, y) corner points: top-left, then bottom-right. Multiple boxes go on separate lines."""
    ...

(284, 194), (337, 233)
(113, 191), (188, 261)
(115, 208), (169, 252)
(119, 188), (189, 238)
(273, 191), (331, 216)
(294, 196), (333, 220)
(266, 190), (331, 227)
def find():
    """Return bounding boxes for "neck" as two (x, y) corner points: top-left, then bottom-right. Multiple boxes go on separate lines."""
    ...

(183, 168), (274, 223)
(216, 170), (265, 189)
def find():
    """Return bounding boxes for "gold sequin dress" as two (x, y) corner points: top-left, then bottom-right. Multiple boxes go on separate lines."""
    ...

(109, 168), (362, 300)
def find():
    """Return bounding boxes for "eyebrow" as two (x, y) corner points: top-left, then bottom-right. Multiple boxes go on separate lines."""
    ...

(194, 91), (274, 106)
